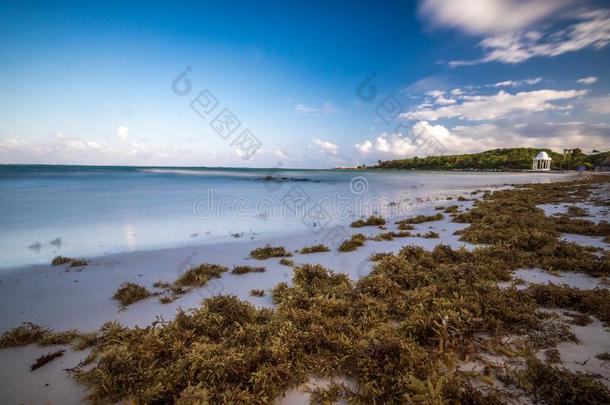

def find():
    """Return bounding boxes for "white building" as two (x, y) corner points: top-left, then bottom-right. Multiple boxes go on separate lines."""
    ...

(532, 151), (552, 171)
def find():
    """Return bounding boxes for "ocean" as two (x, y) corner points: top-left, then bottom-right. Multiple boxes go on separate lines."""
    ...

(0, 165), (574, 268)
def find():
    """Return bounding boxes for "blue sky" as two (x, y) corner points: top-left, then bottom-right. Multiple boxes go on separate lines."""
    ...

(0, 0), (609, 167)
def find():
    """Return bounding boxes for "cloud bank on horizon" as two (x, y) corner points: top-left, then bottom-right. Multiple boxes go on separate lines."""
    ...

(0, 0), (608, 167)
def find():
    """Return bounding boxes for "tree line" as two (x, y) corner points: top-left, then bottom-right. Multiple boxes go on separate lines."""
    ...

(372, 148), (609, 171)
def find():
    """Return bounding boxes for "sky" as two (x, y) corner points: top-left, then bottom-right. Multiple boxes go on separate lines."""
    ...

(0, 0), (609, 168)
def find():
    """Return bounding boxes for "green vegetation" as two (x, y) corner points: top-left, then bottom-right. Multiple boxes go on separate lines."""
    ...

(112, 283), (152, 307)
(374, 148), (610, 171)
(232, 265), (266, 274)
(51, 256), (88, 267)
(249, 289), (265, 297)
(250, 244), (292, 259)
(337, 234), (366, 252)
(299, 244), (331, 254)
(175, 263), (228, 287)
(350, 215), (386, 228)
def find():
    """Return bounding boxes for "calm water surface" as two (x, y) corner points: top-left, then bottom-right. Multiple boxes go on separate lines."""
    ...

(0, 165), (574, 268)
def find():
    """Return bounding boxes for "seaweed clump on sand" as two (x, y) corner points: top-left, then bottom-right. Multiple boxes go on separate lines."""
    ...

(250, 244), (292, 259)
(31, 349), (65, 371)
(67, 249), (574, 404)
(350, 215), (386, 228)
(526, 283), (610, 324)
(443, 205), (460, 214)
(338, 234), (366, 252)
(151, 263), (230, 304)
(232, 265), (266, 274)
(369, 252), (393, 261)
(597, 352), (610, 361)
(452, 176), (610, 277)
(0, 323), (73, 349)
(551, 215), (610, 237)
(299, 244), (330, 254)
(396, 212), (444, 226)
(499, 356), (610, 404)
(371, 231), (412, 241)
(175, 263), (229, 287)
(51, 256), (88, 267)
(419, 231), (440, 238)
(0, 322), (97, 350)
(565, 205), (590, 217)
(112, 282), (152, 307)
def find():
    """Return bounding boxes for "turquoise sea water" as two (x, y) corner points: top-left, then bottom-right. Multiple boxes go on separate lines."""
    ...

(0, 165), (573, 268)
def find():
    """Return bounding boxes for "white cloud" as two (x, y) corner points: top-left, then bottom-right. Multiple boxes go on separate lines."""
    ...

(313, 138), (339, 155)
(577, 76), (598, 85)
(450, 88), (463, 96)
(449, 9), (610, 66)
(355, 122), (451, 157)
(116, 126), (129, 141)
(374, 133), (417, 156)
(401, 88), (587, 121)
(425, 90), (456, 105)
(355, 140), (373, 153)
(492, 77), (542, 87)
(587, 95), (610, 114)
(355, 119), (609, 159)
(419, 0), (569, 35)
(0, 138), (32, 153)
(295, 101), (336, 115)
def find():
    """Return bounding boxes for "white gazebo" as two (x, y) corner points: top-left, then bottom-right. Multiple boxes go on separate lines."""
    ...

(532, 151), (552, 171)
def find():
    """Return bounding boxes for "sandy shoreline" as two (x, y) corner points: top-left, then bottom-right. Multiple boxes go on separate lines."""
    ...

(0, 178), (608, 404)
